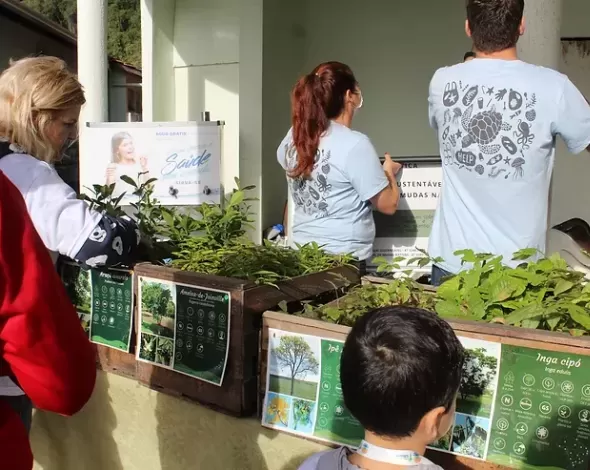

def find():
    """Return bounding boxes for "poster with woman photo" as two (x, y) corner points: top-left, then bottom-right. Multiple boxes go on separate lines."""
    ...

(81, 122), (223, 206)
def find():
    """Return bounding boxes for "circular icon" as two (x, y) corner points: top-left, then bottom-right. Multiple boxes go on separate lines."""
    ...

(513, 442), (526, 456)
(94, 299), (100, 307)
(207, 328), (214, 338)
(198, 309), (204, 319)
(101, 315), (107, 324)
(542, 377), (555, 391)
(321, 381), (331, 392)
(124, 289), (130, 298)
(93, 314), (99, 322)
(496, 418), (510, 431)
(219, 314), (227, 323)
(109, 302), (115, 310)
(208, 311), (215, 321)
(318, 417), (328, 427)
(539, 401), (552, 415)
(187, 307), (194, 317)
(197, 344), (204, 353)
(186, 341), (193, 350)
(561, 381), (575, 394)
(109, 316), (115, 325)
(126, 305), (130, 313)
(319, 402), (329, 413)
(176, 339), (184, 348)
(579, 409), (590, 424)
(523, 374), (536, 387)
(109, 287), (115, 295)
(218, 331), (225, 340)
(197, 326), (204, 336)
(536, 426), (549, 440)
(558, 405), (572, 419)
(515, 422), (529, 436)
(175, 351), (182, 361)
(520, 398), (532, 411)
(117, 303), (123, 311)
(501, 394), (514, 407)
(116, 288), (123, 296)
(582, 385), (590, 398)
(186, 323), (193, 333)
(493, 438), (506, 450)
(334, 405), (344, 416)
(178, 322), (184, 331)
(102, 300), (108, 308)
(102, 286), (107, 294)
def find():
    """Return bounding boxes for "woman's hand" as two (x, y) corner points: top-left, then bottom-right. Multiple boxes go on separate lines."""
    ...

(383, 153), (402, 179)
(139, 155), (149, 171)
(105, 164), (116, 184)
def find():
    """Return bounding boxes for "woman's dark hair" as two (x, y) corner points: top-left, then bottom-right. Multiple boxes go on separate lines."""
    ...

(340, 306), (464, 437)
(289, 61), (358, 179)
(466, 0), (524, 53)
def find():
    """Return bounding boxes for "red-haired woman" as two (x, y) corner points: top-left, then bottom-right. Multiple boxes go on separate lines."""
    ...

(278, 62), (400, 269)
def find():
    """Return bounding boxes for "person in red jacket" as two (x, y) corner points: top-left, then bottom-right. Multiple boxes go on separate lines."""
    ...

(0, 170), (96, 470)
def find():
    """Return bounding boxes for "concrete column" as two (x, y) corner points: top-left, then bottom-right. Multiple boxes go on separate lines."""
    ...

(76, 0), (108, 122)
(517, 0), (563, 69)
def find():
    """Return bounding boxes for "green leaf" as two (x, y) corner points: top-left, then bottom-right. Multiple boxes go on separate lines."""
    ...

(435, 300), (462, 318)
(120, 175), (138, 188)
(228, 191), (244, 207)
(277, 300), (288, 313)
(455, 249), (477, 264)
(437, 276), (461, 301)
(567, 304), (590, 330)
(489, 277), (518, 302)
(505, 304), (542, 325)
(371, 256), (388, 266)
(554, 280), (575, 296)
(512, 248), (537, 261)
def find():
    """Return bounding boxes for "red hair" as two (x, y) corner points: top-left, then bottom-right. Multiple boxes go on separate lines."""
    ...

(289, 62), (357, 179)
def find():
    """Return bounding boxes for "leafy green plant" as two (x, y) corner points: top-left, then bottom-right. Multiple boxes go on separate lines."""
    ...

(435, 248), (590, 335)
(79, 183), (127, 218)
(292, 249), (590, 336)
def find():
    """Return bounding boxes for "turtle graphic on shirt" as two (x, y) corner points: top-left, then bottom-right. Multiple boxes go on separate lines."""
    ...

(460, 104), (512, 155)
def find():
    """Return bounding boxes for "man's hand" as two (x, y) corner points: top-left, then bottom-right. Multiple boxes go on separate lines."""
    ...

(383, 153), (402, 178)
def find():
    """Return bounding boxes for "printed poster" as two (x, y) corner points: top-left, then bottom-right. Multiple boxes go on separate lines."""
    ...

(261, 329), (590, 470)
(137, 276), (231, 386)
(370, 161), (442, 272)
(81, 122), (222, 206)
(60, 263), (134, 352)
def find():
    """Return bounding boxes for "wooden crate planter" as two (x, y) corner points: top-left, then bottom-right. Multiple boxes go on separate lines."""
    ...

(260, 310), (590, 470)
(133, 262), (359, 417)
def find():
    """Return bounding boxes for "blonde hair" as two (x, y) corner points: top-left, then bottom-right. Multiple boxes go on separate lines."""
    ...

(0, 56), (86, 162)
(111, 131), (133, 163)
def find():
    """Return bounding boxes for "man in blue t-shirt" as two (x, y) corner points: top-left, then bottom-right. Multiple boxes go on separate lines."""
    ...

(428, 0), (590, 285)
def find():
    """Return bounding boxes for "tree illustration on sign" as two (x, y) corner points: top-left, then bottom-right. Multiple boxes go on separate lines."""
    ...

(273, 335), (319, 396)
(460, 348), (498, 400)
(142, 282), (172, 326)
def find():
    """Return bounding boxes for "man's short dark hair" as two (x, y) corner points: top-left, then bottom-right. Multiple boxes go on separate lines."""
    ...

(464, 51), (476, 61)
(466, 0), (524, 53)
(340, 306), (464, 438)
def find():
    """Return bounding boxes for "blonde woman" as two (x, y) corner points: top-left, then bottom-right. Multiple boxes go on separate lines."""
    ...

(0, 56), (140, 431)
(106, 131), (150, 198)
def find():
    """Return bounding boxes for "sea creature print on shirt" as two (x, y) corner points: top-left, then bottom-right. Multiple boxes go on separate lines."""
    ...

(441, 82), (538, 179)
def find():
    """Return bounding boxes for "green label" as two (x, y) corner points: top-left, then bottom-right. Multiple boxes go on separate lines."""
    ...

(487, 346), (590, 470)
(313, 339), (364, 445)
(173, 285), (230, 385)
(60, 262), (92, 337)
(138, 277), (230, 386)
(89, 269), (133, 352)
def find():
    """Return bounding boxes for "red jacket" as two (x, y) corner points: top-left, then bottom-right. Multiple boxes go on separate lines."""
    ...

(0, 171), (96, 469)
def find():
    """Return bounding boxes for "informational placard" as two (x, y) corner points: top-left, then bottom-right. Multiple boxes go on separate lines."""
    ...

(370, 161), (442, 272)
(60, 263), (134, 352)
(137, 276), (231, 386)
(261, 329), (590, 470)
(81, 122), (222, 206)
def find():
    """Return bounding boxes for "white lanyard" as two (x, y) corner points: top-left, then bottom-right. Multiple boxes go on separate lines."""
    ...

(355, 440), (433, 466)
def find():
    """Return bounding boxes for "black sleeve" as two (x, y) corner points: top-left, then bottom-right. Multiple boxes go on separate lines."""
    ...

(73, 215), (141, 268)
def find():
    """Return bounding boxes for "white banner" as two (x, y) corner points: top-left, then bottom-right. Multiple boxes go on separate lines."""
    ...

(370, 161), (442, 271)
(81, 122), (222, 206)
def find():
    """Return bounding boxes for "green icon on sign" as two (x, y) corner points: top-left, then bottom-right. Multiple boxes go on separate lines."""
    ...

(523, 374), (536, 387)
(542, 377), (555, 390)
(501, 394), (514, 407)
(513, 442), (526, 456)
(519, 398), (532, 411)
(515, 422), (528, 436)
(583, 384), (590, 398)
(539, 401), (552, 415)
(536, 426), (549, 440)
(558, 405), (572, 419)
(493, 438), (506, 450)
(496, 418), (510, 431)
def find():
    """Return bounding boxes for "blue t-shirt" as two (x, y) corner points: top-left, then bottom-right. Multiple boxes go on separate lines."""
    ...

(428, 59), (590, 273)
(277, 122), (388, 260)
